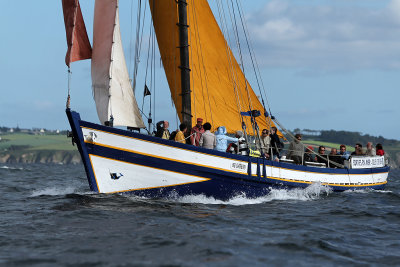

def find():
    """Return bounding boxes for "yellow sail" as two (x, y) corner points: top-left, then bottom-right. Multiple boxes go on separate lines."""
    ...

(150, 0), (280, 136)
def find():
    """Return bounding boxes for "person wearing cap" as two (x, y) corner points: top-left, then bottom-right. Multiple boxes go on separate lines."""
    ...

(303, 145), (315, 163)
(190, 118), (205, 146)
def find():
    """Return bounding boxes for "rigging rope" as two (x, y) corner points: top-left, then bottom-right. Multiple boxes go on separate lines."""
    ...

(236, 0), (273, 117)
(172, 0), (179, 129)
(216, 2), (243, 117)
(186, 2), (197, 124)
(152, 19), (156, 126)
(190, 0), (214, 126)
(225, 0), (262, 147)
(66, 68), (71, 109)
(227, 0), (254, 113)
(141, 17), (154, 132)
(131, 0), (144, 93)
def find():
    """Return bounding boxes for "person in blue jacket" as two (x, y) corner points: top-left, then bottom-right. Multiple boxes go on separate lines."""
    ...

(215, 126), (238, 152)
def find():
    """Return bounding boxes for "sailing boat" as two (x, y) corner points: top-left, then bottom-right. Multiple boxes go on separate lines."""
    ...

(62, 0), (389, 200)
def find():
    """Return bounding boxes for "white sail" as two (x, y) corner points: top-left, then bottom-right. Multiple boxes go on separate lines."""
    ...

(91, 0), (145, 128)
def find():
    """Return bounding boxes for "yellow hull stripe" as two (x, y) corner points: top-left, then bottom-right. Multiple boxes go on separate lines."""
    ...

(264, 175), (387, 187)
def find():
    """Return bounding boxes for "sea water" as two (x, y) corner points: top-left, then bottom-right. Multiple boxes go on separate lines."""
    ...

(1, 164), (399, 266)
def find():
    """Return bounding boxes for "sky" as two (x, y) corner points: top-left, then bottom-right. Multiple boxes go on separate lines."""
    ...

(0, 0), (399, 140)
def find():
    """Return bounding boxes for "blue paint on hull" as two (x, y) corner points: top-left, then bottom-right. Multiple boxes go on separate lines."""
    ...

(66, 109), (389, 200)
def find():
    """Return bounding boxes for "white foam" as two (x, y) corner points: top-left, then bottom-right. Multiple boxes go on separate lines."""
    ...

(373, 190), (393, 193)
(0, 165), (23, 170)
(30, 186), (78, 197)
(165, 182), (332, 206)
(343, 188), (393, 194)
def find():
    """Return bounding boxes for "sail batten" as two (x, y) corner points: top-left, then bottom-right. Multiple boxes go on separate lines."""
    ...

(91, 0), (145, 128)
(62, 0), (92, 67)
(150, 0), (280, 135)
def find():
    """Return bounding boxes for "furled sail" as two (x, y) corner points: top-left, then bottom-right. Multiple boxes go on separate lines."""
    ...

(150, 0), (280, 135)
(62, 0), (92, 67)
(91, 0), (145, 128)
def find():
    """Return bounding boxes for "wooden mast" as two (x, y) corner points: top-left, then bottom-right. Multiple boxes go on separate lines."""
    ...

(177, 0), (192, 128)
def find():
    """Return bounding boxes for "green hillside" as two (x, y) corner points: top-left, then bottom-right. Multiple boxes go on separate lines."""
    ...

(0, 133), (80, 164)
(0, 133), (76, 151)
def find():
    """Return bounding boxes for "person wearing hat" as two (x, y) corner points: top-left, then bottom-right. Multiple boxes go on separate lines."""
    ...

(190, 118), (205, 146)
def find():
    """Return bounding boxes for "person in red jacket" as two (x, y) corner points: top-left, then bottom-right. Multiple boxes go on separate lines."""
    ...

(376, 143), (385, 156)
(190, 118), (205, 146)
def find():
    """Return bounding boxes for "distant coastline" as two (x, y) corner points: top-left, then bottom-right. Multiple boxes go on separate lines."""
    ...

(0, 130), (81, 164)
(0, 150), (81, 164)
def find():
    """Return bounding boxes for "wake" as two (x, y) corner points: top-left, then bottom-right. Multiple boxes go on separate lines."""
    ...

(165, 183), (333, 206)
(30, 186), (87, 197)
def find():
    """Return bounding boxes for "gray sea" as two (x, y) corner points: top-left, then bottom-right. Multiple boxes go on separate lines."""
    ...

(1, 163), (399, 266)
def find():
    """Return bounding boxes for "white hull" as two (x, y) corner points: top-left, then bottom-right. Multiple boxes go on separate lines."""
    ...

(67, 110), (389, 198)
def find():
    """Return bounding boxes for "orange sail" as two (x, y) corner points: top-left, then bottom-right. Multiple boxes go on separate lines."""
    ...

(149, 0), (280, 135)
(62, 0), (92, 67)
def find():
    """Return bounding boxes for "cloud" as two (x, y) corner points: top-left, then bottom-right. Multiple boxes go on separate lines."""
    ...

(242, 0), (400, 71)
(389, 0), (400, 23)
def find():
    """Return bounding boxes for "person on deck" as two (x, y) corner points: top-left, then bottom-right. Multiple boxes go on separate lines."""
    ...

(174, 123), (187, 144)
(303, 146), (315, 163)
(155, 120), (170, 140)
(215, 126), (238, 153)
(199, 122), (216, 149)
(286, 134), (303, 164)
(260, 129), (271, 156)
(365, 142), (376, 156)
(316, 146), (328, 167)
(190, 118), (205, 146)
(227, 130), (246, 154)
(351, 143), (364, 156)
(376, 143), (385, 156)
(338, 144), (350, 161)
(328, 148), (342, 167)
(270, 127), (283, 161)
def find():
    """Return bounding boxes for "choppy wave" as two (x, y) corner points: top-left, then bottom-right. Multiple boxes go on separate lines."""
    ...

(164, 183), (332, 206)
(0, 165), (24, 170)
(343, 188), (393, 194)
(30, 186), (79, 197)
